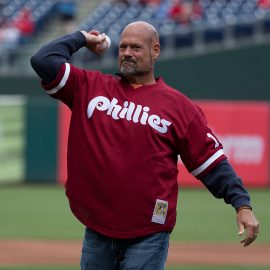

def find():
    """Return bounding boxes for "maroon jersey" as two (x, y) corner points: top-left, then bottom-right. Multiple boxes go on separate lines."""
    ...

(43, 63), (226, 238)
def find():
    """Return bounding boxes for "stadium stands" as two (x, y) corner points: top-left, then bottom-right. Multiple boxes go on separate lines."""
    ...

(0, 0), (59, 65)
(74, 0), (270, 62)
(0, 0), (58, 32)
(1, 0), (270, 70)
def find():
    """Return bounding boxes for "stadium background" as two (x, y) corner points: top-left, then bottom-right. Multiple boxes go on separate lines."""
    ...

(0, 0), (269, 269)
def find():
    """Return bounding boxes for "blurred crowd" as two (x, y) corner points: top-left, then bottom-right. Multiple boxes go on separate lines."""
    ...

(117, 0), (270, 25)
(1, 0), (270, 65)
(118, 0), (203, 24)
(166, 0), (202, 25)
(258, 0), (270, 9)
(0, 7), (35, 63)
(0, 0), (77, 63)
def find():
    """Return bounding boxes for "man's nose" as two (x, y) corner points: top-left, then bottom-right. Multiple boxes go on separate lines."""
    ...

(123, 47), (132, 57)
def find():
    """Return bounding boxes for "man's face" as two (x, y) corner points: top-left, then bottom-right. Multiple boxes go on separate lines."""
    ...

(118, 27), (155, 78)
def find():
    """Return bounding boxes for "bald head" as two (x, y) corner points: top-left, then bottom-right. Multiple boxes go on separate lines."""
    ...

(121, 21), (159, 45)
(118, 21), (160, 85)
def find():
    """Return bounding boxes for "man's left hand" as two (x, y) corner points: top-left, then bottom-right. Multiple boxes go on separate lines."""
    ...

(236, 208), (259, 247)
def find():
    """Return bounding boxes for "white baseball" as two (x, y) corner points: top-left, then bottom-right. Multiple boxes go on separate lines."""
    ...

(98, 34), (111, 53)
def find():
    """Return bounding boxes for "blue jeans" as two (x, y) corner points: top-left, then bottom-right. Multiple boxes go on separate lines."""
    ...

(80, 227), (170, 270)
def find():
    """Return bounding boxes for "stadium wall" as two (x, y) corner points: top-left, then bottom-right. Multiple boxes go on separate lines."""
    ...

(0, 43), (270, 100)
(156, 43), (270, 100)
(103, 43), (270, 100)
(25, 97), (58, 182)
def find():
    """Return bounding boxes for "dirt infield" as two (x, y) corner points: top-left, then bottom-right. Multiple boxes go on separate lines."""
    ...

(1, 240), (270, 266)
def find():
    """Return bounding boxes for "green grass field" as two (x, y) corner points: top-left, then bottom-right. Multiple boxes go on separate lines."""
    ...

(0, 185), (269, 270)
(0, 185), (269, 242)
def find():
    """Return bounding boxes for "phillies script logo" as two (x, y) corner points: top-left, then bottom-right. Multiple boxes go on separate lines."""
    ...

(87, 96), (172, 134)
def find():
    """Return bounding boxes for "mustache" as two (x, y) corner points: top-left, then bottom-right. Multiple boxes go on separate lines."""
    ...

(120, 58), (136, 64)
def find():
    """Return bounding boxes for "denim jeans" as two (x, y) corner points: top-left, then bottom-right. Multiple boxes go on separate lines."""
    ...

(80, 227), (170, 270)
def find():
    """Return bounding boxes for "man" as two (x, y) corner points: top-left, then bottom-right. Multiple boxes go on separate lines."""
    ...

(30, 21), (259, 270)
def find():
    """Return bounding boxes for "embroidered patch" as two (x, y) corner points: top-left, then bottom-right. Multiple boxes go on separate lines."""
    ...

(151, 199), (168, 225)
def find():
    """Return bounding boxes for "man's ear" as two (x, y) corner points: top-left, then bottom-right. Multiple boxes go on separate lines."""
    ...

(152, 43), (160, 60)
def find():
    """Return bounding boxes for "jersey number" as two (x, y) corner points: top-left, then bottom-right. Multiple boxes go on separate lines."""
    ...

(207, 133), (220, 148)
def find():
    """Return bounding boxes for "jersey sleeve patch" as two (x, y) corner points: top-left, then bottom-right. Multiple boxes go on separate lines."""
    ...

(42, 63), (70, 95)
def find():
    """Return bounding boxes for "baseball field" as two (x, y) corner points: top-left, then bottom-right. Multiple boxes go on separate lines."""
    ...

(0, 184), (269, 270)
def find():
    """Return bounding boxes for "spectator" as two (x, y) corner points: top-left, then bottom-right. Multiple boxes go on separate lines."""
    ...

(140, 0), (162, 6)
(0, 19), (21, 63)
(258, 0), (270, 9)
(168, 0), (202, 25)
(58, 0), (77, 21)
(0, 1), (4, 12)
(13, 8), (35, 43)
(116, 0), (140, 4)
(57, 0), (77, 33)
(117, 0), (162, 7)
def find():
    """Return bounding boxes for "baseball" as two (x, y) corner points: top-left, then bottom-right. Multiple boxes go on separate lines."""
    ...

(97, 34), (111, 54)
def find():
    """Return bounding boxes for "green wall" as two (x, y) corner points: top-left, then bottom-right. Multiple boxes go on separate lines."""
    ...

(103, 43), (270, 100)
(25, 97), (58, 182)
(0, 75), (44, 96)
(155, 43), (270, 100)
(0, 43), (269, 100)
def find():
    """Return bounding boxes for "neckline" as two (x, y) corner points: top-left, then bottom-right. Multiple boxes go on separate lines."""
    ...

(119, 76), (164, 92)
